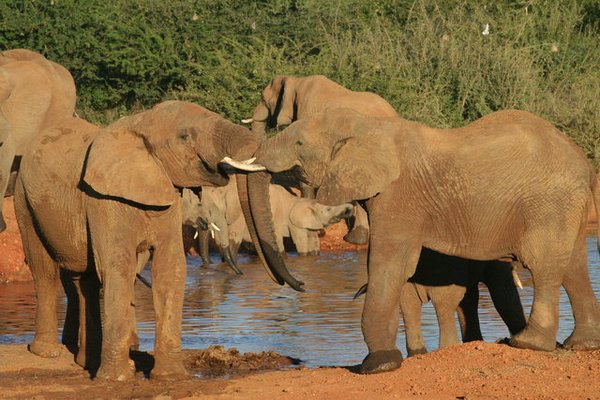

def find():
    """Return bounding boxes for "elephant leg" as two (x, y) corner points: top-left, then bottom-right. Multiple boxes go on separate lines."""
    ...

(431, 285), (463, 348)
(0, 135), (16, 232)
(509, 233), (567, 351)
(360, 232), (421, 373)
(60, 270), (80, 354)
(343, 204), (369, 245)
(71, 270), (102, 371)
(149, 239), (188, 379)
(562, 231), (600, 350)
(94, 249), (136, 380)
(457, 284), (483, 342)
(400, 283), (428, 356)
(482, 261), (526, 337)
(18, 197), (62, 357)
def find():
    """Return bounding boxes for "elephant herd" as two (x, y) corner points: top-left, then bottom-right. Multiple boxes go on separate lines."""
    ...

(1, 49), (599, 380)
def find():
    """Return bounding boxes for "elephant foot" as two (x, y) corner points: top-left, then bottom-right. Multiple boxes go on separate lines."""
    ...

(509, 327), (556, 351)
(343, 226), (369, 245)
(29, 340), (62, 358)
(407, 347), (428, 357)
(151, 357), (188, 380)
(360, 349), (403, 374)
(563, 326), (600, 350)
(95, 359), (135, 381)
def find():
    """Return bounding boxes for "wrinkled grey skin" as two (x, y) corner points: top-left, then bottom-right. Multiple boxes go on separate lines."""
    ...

(181, 187), (241, 274)
(247, 75), (398, 245)
(188, 176), (353, 261)
(232, 108), (600, 374)
(15, 101), (299, 380)
(0, 49), (76, 232)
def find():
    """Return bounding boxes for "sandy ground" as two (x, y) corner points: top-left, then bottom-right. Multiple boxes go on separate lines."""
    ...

(1, 194), (599, 399)
(1, 342), (600, 399)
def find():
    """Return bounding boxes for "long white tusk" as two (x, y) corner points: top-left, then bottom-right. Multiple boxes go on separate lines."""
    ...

(210, 222), (221, 232)
(241, 118), (254, 124)
(193, 229), (199, 239)
(210, 229), (215, 239)
(512, 269), (523, 290)
(220, 156), (266, 171)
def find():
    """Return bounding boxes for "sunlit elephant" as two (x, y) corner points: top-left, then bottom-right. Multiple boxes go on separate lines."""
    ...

(0, 48), (76, 232)
(226, 108), (600, 374)
(244, 74), (398, 245)
(15, 101), (299, 380)
(189, 176), (353, 267)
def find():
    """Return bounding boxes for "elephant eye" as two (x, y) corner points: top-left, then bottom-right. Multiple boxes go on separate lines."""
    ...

(179, 132), (191, 142)
(295, 140), (303, 146)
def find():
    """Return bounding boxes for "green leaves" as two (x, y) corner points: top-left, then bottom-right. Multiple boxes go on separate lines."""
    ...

(0, 0), (597, 164)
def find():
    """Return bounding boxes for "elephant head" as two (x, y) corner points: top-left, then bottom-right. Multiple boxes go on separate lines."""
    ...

(82, 100), (300, 287)
(245, 109), (399, 204)
(248, 75), (296, 136)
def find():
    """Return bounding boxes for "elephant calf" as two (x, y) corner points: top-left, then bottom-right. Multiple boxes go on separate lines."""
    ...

(400, 248), (526, 356)
(185, 176), (353, 264)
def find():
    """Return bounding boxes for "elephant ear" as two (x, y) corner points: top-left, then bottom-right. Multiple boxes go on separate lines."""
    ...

(274, 76), (296, 127)
(317, 134), (400, 205)
(289, 199), (324, 230)
(83, 127), (177, 207)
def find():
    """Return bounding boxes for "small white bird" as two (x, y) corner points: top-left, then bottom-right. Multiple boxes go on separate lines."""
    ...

(482, 23), (490, 36)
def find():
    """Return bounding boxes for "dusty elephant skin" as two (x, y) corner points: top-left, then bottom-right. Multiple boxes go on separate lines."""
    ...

(229, 108), (600, 374)
(13, 101), (300, 381)
(246, 74), (399, 246)
(0, 48), (76, 232)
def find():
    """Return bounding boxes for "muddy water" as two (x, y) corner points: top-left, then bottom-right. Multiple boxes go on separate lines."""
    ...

(1, 237), (598, 368)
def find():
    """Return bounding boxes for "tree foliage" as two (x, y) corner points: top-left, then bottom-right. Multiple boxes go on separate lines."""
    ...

(0, 0), (598, 163)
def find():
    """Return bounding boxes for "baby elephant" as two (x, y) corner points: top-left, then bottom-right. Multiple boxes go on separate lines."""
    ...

(356, 248), (526, 356)
(185, 176), (353, 263)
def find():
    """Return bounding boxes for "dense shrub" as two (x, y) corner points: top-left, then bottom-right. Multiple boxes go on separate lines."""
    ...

(0, 0), (598, 164)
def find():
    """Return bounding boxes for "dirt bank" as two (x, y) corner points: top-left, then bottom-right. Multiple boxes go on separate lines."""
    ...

(1, 342), (599, 399)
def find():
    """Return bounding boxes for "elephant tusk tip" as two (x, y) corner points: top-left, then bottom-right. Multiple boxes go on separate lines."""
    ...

(241, 118), (254, 124)
(220, 156), (266, 171)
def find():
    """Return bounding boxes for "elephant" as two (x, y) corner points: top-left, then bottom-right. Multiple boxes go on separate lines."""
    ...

(14, 100), (300, 380)
(0, 48), (76, 232)
(188, 176), (353, 266)
(356, 248), (527, 356)
(181, 187), (213, 268)
(226, 108), (600, 374)
(244, 74), (398, 245)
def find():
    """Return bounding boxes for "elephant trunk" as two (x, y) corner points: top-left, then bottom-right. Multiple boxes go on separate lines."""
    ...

(223, 246), (243, 275)
(197, 228), (211, 268)
(237, 172), (305, 291)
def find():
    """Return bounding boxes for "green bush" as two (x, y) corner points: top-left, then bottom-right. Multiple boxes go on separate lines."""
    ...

(0, 0), (598, 165)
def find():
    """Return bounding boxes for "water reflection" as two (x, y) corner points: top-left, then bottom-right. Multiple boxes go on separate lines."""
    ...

(1, 237), (598, 368)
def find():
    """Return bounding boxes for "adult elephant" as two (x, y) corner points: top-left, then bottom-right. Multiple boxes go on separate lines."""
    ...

(226, 108), (600, 374)
(15, 101), (300, 380)
(243, 74), (398, 245)
(0, 48), (76, 232)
